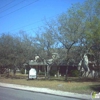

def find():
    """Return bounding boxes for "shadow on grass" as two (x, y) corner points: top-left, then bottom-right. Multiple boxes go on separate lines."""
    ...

(2, 75), (27, 79)
(90, 85), (100, 92)
(35, 77), (100, 83)
(67, 77), (100, 82)
(41, 77), (100, 82)
(1, 74), (100, 83)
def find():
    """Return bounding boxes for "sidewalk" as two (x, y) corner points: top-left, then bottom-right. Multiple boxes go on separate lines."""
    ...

(0, 82), (91, 100)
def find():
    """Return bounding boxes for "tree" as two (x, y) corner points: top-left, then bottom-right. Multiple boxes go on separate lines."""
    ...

(80, 0), (100, 70)
(32, 28), (57, 79)
(54, 3), (87, 80)
(0, 32), (36, 76)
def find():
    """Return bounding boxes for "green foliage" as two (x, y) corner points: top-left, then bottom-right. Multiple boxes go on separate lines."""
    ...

(50, 70), (57, 76)
(70, 70), (80, 77)
(38, 72), (45, 75)
(20, 68), (25, 74)
(0, 0), (100, 79)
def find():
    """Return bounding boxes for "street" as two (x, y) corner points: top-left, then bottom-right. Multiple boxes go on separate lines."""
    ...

(0, 87), (82, 100)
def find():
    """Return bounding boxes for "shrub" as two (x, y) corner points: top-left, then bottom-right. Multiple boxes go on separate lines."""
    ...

(50, 70), (57, 76)
(20, 68), (25, 74)
(70, 70), (79, 77)
(38, 72), (45, 75)
(26, 70), (29, 74)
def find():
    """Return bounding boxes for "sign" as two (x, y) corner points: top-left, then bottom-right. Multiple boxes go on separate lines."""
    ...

(29, 68), (37, 79)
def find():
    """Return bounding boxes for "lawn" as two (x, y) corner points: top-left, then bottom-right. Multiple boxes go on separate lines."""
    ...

(0, 73), (100, 95)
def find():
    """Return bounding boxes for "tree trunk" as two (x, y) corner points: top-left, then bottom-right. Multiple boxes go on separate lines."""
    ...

(65, 66), (68, 80)
(44, 66), (47, 79)
(57, 66), (60, 77)
(13, 68), (16, 77)
(47, 65), (51, 79)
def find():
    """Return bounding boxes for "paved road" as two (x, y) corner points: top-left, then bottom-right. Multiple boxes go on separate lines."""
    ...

(0, 87), (83, 100)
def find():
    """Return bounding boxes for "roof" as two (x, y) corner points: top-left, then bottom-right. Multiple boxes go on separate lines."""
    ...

(28, 60), (47, 66)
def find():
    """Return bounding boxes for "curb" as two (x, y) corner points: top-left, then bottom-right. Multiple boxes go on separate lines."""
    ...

(0, 82), (91, 100)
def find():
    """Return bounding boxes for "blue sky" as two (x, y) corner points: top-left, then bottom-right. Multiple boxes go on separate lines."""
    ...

(0, 0), (85, 36)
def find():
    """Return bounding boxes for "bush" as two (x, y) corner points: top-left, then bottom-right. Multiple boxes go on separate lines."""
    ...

(70, 70), (79, 77)
(50, 70), (57, 76)
(38, 72), (45, 75)
(26, 70), (29, 74)
(20, 68), (25, 74)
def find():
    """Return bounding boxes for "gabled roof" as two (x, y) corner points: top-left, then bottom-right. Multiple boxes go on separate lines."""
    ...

(28, 60), (47, 66)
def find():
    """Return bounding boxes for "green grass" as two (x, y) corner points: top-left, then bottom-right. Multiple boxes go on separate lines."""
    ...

(0, 73), (100, 94)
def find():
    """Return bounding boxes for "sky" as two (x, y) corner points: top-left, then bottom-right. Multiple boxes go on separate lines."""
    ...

(0, 0), (85, 36)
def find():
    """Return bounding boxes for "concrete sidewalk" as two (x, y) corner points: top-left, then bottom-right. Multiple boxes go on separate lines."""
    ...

(0, 82), (91, 100)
